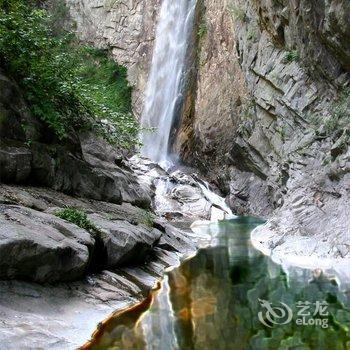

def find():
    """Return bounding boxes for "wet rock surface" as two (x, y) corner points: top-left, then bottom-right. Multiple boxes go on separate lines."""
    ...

(130, 155), (233, 221)
(0, 155), (230, 349)
(0, 239), (190, 349)
(0, 181), (200, 283)
(0, 185), (192, 349)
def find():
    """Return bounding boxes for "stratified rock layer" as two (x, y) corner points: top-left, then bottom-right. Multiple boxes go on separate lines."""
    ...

(182, 0), (350, 269)
(0, 205), (93, 282)
(0, 182), (203, 349)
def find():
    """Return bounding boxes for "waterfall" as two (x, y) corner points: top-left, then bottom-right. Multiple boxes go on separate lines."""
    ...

(137, 0), (234, 220)
(196, 180), (235, 220)
(140, 0), (197, 169)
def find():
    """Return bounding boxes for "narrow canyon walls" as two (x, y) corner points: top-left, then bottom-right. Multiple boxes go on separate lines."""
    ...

(186, 0), (350, 218)
(66, 0), (350, 225)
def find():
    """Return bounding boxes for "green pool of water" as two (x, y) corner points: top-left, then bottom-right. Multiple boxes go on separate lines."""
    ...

(92, 217), (350, 350)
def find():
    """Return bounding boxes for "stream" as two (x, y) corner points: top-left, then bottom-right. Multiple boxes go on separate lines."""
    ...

(1, 0), (349, 349)
(97, 0), (350, 348)
(84, 217), (350, 350)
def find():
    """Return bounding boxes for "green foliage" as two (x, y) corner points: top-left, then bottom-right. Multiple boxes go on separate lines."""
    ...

(77, 47), (132, 113)
(284, 50), (299, 62)
(140, 210), (154, 228)
(197, 22), (207, 39)
(325, 89), (350, 134)
(0, 0), (138, 148)
(228, 5), (247, 22)
(247, 28), (257, 41)
(56, 207), (97, 233)
(307, 89), (350, 136)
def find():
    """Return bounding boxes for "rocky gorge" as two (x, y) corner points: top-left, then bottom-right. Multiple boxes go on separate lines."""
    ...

(0, 62), (233, 347)
(0, 0), (350, 348)
(65, 0), (350, 278)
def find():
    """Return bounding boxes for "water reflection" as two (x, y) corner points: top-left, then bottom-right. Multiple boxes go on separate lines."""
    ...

(90, 218), (350, 349)
(142, 276), (179, 349)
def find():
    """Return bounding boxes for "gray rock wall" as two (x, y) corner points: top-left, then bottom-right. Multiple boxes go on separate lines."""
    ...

(66, 0), (161, 117)
(186, 0), (350, 267)
(64, 0), (350, 207)
(64, 0), (350, 262)
(180, 0), (350, 218)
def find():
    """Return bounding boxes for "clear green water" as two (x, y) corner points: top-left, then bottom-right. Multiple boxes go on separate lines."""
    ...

(92, 218), (350, 350)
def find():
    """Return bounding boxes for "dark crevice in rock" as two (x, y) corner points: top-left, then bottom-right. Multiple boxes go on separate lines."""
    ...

(87, 232), (108, 273)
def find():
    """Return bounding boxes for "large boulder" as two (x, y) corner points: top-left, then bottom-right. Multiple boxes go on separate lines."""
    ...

(79, 133), (152, 208)
(0, 205), (94, 282)
(88, 213), (162, 267)
(11, 138), (151, 207)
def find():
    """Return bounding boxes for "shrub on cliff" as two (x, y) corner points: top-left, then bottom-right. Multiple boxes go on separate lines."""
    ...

(56, 207), (97, 233)
(0, 0), (139, 148)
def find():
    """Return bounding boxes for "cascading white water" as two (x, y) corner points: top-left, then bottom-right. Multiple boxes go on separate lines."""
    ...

(196, 180), (235, 220)
(140, 0), (196, 169)
(137, 0), (234, 221)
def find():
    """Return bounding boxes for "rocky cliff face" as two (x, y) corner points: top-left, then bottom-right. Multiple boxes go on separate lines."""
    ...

(65, 0), (350, 269)
(66, 0), (160, 117)
(186, 0), (350, 270)
(185, 0), (350, 216)
(66, 0), (349, 211)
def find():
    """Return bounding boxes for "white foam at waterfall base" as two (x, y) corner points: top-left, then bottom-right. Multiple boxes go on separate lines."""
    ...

(196, 180), (236, 220)
(138, 0), (234, 223)
(140, 0), (196, 165)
